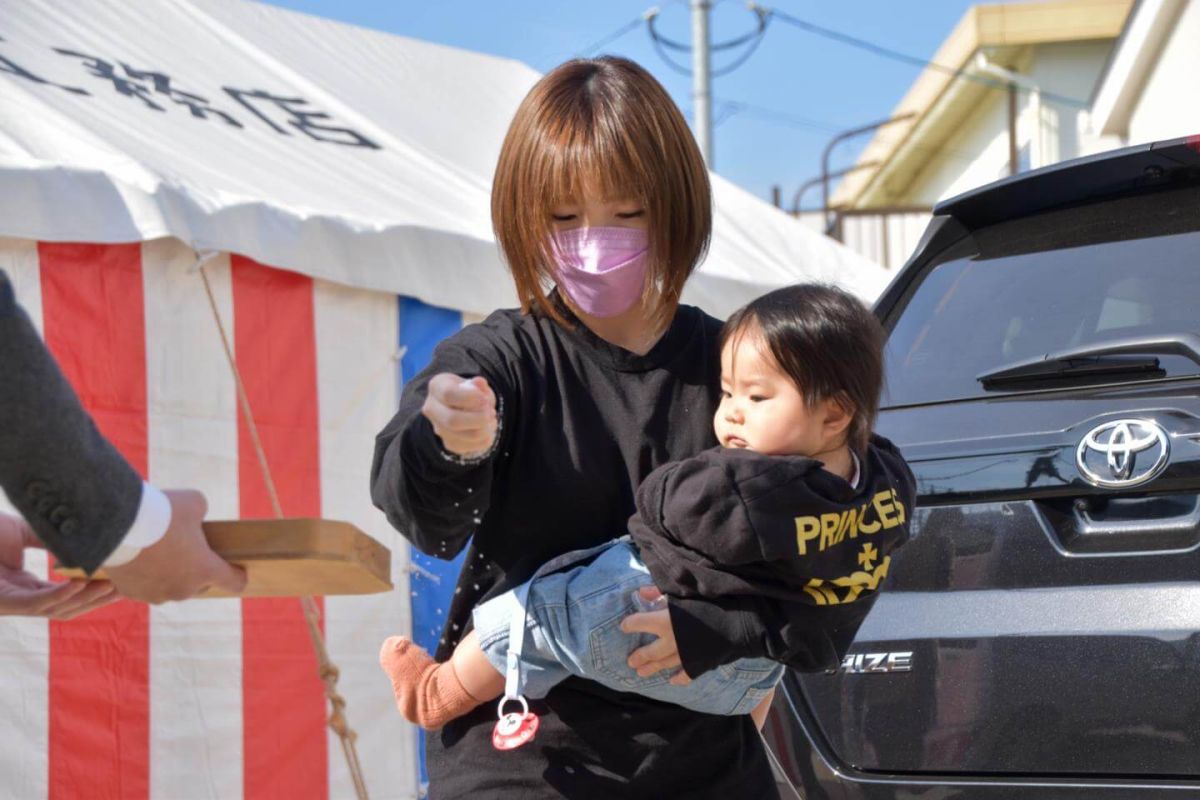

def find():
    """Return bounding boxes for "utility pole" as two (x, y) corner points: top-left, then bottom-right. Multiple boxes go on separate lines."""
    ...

(691, 0), (712, 166)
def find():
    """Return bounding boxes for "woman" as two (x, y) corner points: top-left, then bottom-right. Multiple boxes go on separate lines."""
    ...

(371, 56), (779, 798)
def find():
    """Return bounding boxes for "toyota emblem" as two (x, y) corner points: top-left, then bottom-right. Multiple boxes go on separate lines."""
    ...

(1075, 419), (1170, 488)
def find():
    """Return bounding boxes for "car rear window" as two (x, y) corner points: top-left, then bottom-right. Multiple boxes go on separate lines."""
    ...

(882, 227), (1200, 408)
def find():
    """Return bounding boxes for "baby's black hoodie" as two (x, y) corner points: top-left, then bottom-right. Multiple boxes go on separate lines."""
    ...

(629, 434), (916, 678)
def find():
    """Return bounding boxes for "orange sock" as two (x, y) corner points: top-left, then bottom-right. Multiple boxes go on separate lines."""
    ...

(379, 636), (483, 730)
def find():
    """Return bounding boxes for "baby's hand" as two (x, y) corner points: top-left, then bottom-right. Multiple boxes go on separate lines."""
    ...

(620, 586), (692, 685)
(423, 374), (498, 457)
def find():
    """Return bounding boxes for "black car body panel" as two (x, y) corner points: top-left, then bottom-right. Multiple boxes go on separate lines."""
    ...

(765, 137), (1200, 798)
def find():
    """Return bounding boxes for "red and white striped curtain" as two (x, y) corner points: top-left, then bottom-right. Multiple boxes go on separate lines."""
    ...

(0, 236), (419, 799)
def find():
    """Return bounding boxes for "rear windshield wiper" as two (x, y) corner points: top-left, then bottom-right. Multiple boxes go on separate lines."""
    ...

(976, 333), (1200, 389)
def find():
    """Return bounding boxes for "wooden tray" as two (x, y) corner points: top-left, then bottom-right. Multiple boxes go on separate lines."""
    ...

(55, 518), (393, 598)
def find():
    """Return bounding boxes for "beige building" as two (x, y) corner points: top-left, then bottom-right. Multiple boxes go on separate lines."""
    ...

(1085, 0), (1200, 154)
(828, 0), (1134, 269)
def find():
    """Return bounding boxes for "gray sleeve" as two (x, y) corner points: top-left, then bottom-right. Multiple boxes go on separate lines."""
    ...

(0, 269), (143, 572)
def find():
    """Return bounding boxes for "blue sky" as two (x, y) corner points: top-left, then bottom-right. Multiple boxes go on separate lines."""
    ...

(261, 0), (976, 206)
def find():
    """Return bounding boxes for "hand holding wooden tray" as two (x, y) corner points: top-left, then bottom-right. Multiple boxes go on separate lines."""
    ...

(55, 518), (393, 598)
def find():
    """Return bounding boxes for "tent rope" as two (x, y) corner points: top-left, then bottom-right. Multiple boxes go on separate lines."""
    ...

(196, 255), (371, 800)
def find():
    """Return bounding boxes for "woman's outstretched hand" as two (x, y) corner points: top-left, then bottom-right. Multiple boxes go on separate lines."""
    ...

(621, 585), (692, 686)
(423, 374), (498, 457)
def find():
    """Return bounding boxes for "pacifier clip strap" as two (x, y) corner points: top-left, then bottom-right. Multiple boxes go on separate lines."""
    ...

(493, 580), (539, 751)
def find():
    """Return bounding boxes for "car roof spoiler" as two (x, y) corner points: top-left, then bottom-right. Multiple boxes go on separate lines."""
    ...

(875, 136), (1200, 319)
(933, 135), (1200, 232)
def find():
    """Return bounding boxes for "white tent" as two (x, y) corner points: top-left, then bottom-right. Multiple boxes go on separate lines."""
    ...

(0, 1), (890, 798)
(0, 0), (888, 319)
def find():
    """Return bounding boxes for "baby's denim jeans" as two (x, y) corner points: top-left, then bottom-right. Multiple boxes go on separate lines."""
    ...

(472, 538), (782, 716)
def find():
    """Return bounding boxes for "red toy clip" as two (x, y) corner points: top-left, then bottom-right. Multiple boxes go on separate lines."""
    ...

(492, 695), (539, 751)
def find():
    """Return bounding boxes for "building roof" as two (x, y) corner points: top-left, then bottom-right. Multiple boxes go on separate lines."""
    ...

(1089, 0), (1187, 138)
(831, 0), (1133, 209)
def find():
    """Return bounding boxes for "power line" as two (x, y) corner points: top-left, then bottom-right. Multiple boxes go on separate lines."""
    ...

(649, 6), (768, 53)
(577, 2), (691, 58)
(710, 101), (997, 165)
(712, 100), (844, 133)
(756, 4), (1090, 109)
(576, 15), (649, 57)
(648, 27), (697, 77)
(645, 4), (771, 78)
(708, 18), (770, 77)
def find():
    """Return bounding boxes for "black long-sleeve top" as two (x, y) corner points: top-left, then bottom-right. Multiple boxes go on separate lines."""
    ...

(370, 296), (779, 799)
(630, 437), (916, 678)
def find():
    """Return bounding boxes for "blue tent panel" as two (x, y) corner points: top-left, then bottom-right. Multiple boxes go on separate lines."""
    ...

(397, 295), (466, 789)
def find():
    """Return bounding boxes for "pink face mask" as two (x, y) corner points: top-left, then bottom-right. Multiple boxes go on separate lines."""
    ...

(550, 227), (649, 318)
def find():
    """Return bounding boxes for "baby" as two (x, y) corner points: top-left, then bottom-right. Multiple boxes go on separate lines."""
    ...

(380, 283), (916, 733)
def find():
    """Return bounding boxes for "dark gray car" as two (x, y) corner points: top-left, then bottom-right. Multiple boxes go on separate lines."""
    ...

(766, 136), (1200, 799)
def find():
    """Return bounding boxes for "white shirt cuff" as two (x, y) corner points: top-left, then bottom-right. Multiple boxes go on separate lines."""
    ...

(101, 483), (172, 568)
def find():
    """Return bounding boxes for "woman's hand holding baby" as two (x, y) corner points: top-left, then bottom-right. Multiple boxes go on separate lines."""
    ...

(423, 374), (499, 458)
(621, 586), (692, 686)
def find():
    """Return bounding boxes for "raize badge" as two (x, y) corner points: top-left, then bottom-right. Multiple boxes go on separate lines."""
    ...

(493, 696), (539, 751)
(840, 651), (914, 674)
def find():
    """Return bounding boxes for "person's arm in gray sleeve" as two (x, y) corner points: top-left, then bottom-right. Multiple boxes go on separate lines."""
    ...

(0, 269), (143, 572)
(0, 269), (246, 604)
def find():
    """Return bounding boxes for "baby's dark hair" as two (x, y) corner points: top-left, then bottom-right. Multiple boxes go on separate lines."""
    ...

(720, 284), (885, 454)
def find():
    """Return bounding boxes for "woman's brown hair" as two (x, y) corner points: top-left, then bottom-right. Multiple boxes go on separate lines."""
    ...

(491, 56), (712, 326)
